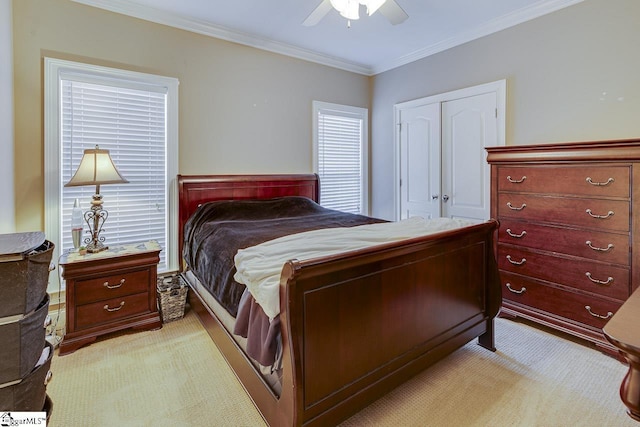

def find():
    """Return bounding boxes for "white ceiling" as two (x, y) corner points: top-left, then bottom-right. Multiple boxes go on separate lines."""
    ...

(73, 0), (583, 75)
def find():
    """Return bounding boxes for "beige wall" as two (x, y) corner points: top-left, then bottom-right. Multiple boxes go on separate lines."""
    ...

(370, 0), (640, 218)
(1, 0), (14, 232)
(12, 0), (370, 232)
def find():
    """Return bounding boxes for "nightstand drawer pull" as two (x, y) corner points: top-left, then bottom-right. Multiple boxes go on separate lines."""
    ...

(104, 301), (125, 312)
(506, 228), (526, 238)
(586, 241), (614, 252)
(586, 209), (614, 219)
(506, 255), (526, 265)
(506, 175), (526, 184)
(585, 305), (613, 320)
(104, 278), (126, 289)
(507, 202), (526, 211)
(585, 272), (614, 286)
(506, 283), (526, 294)
(586, 177), (614, 186)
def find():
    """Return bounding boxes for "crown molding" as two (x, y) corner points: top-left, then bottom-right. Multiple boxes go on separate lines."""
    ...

(73, 0), (583, 77)
(372, 0), (584, 74)
(71, 0), (372, 75)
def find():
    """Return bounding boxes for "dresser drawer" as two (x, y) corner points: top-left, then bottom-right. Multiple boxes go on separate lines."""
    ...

(497, 219), (630, 266)
(497, 165), (630, 198)
(498, 194), (629, 232)
(75, 292), (150, 330)
(500, 272), (623, 329)
(498, 245), (630, 300)
(74, 269), (150, 305)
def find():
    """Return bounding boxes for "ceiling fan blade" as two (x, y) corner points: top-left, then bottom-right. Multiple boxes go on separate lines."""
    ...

(302, 0), (333, 27)
(378, 0), (409, 25)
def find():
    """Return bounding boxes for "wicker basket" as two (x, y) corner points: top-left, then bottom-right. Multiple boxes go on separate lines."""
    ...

(157, 275), (188, 323)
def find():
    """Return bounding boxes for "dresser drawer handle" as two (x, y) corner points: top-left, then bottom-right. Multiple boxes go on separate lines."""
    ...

(586, 241), (614, 252)
(585, 209), (614, 219)
(104, 278), (126, 289)
(506, 283), (526, 294)
(585, 305), (613, 320)
(506, 255), (526, 265)
(104, 301), (125, 312)
(585, 272), (614, 286)
(506, 175), (526, 184)
(586, 177), (614, 186)
(506, 228), (527, 238)
(506, 202), (526, 211)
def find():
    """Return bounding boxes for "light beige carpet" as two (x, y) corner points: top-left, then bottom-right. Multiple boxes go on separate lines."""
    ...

(47, 310), (636, 427)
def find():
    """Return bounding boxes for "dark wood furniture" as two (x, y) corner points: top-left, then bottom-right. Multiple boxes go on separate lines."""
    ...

(486, 139), (640, 354)
(178, 174), (501, 427)
(59, 241), (162, 355)
(604, 286), (640, 421)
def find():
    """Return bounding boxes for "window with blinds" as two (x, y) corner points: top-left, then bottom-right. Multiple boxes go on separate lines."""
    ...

(45, 58), (179, 275)
(313, 101), (368, 215)
(61, 80), (167, 263)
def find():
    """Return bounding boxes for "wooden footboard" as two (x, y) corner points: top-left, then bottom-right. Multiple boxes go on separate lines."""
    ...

(178, 174), (501, 426)
(277, 220), (500, 426)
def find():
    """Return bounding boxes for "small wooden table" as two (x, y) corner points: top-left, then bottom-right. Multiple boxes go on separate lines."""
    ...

(59, 241), (162, 355)
(603, 287), (640, 422)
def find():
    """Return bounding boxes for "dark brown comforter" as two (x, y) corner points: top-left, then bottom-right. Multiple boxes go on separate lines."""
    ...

(182, 196), (385, 317)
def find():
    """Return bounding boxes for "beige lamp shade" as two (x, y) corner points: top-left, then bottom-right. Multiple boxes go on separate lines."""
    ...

(65, 145), (128, 187)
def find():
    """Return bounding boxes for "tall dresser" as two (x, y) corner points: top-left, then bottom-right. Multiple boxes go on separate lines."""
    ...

(486, 139), (640, 354)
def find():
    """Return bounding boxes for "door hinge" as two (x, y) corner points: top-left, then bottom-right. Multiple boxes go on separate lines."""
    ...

(495, 108), (498, 118)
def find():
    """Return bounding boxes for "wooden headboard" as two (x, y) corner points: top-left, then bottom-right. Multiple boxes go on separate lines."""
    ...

(177, 174), (320, 270)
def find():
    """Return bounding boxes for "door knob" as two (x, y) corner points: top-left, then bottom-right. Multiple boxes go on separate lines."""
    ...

(432, 194), (439, 200)
(443, 195), (450, 202)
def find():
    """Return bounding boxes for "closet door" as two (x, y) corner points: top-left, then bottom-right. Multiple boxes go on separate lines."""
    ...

(398, 102), (441, 219)
(395, 80), (504, 222)
(441, 92), (497, 220)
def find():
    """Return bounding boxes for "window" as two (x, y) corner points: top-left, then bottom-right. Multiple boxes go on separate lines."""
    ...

(313, 101), (368, 215)
(44, 58), (179, 275)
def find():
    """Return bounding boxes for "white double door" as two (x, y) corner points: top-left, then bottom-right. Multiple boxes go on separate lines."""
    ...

(397, 83), (504, 221)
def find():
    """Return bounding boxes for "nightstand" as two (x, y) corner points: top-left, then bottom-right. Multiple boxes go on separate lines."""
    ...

(59, 241), (163, 355)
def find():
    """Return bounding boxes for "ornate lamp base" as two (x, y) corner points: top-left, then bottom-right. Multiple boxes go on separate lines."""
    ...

(86, 240), (108, 253)
(84, 191), (110, 253)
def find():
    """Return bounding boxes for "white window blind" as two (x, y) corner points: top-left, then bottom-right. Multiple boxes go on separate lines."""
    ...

(313, 101), (368, 215)
(60, 80), (168, 266)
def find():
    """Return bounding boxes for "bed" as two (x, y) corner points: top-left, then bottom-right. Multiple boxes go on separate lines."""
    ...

(177, 174), (501, 426)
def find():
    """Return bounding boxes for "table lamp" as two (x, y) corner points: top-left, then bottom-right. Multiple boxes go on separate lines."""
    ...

(64, 145), (128, 253)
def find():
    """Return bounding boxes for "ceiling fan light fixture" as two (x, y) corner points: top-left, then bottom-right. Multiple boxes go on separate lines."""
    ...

(362, 0), (387, 16)
(330, 0), (360, 20)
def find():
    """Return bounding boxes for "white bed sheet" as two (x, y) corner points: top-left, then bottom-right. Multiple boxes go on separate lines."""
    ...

(234, 216), (475, 320)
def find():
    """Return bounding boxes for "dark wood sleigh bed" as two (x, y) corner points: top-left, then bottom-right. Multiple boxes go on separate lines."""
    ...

(177, 174), (501, 426)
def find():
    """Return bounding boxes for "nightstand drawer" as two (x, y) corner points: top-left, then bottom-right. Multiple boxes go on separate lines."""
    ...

(76, 293), (150, 330)
(75, 269), (149, 305)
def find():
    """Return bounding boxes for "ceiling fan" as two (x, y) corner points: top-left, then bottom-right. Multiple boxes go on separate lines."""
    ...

(303, 0), (409, 27)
